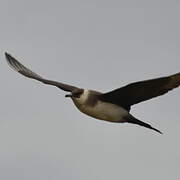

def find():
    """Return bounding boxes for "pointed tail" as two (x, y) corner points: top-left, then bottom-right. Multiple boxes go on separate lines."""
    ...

(125, 115), (162, 134)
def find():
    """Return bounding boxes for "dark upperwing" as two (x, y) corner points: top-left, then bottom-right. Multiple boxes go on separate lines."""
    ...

(5, 52), (79, 92)
(99, 73), (180, 111)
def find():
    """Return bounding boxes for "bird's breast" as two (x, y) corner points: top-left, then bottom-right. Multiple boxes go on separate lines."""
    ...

(72, 99), (128, 122)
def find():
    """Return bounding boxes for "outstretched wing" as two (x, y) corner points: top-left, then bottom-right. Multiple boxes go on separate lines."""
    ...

(5, 52), (79, 92)
(99, 73), (180, 111)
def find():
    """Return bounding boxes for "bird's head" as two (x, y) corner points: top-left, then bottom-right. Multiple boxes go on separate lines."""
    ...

(65, 89), (84, 98)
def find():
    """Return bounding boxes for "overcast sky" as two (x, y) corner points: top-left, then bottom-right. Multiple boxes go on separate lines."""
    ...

(0, 0), (180, 179)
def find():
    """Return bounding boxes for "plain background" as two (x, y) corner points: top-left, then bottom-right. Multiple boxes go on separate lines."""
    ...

(1, 0), (180, 179)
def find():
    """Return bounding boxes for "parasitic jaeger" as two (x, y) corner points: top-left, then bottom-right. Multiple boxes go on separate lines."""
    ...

(5, 52), (180, 134)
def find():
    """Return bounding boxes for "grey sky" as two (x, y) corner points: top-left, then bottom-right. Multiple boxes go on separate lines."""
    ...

(1, 0), (180, 179)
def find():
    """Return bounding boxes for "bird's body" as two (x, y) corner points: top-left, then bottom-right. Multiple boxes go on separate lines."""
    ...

(5, 52), (180, 134)
(72, 89), (128, 122)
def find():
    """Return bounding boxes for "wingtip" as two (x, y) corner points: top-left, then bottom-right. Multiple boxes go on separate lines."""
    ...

(5, 52), (21, 72)
(5, 52), (10, 57)
(5, 52), (13, 65)
(5, 52), (12, 61)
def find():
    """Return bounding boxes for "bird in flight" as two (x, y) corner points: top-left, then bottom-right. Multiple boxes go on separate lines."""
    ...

(5, 52), (180, 134)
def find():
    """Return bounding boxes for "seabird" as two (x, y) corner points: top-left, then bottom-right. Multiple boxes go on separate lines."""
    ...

(5, 52), (180, 134)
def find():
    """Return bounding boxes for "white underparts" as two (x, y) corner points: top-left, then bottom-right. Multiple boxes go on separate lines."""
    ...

(72, 89), (128, 122)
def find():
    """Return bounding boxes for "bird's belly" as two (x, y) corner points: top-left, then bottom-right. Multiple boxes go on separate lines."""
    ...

(73, 100), (128, 122)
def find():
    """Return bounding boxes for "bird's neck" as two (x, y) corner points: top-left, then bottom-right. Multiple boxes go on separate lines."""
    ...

(72, 89), (90, 106)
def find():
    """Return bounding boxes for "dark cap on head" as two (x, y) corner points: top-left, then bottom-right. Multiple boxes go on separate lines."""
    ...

(65, 89), (84, 98)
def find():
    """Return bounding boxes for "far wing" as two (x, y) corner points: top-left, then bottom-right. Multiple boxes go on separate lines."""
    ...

(5, 52), (79, 92)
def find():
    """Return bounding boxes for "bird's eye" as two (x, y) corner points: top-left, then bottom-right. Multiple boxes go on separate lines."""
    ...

(75, 92), (81, 97)
(72, 89), (83, 98)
